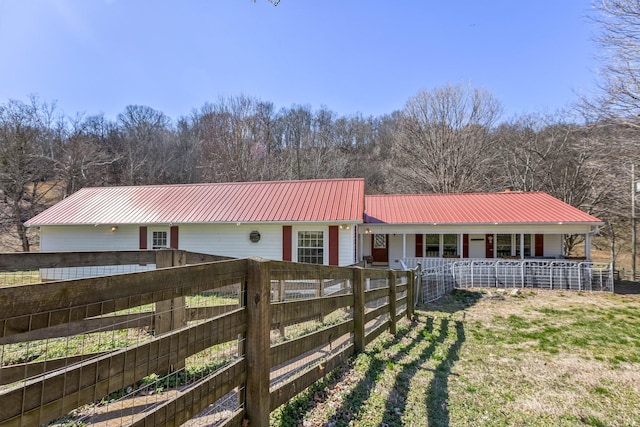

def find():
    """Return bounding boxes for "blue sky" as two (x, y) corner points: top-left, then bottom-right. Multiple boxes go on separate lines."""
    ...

(0, 0), (599, 121)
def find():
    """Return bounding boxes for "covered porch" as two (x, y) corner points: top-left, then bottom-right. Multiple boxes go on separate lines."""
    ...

(358, 224), (597, 270)
(361, 191), (604, 270)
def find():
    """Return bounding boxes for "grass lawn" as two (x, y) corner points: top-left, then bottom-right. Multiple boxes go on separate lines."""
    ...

(272, 289), (640, 427)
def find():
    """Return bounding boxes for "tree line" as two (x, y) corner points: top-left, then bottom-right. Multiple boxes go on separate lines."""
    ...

(1, 0), (639, 272)
(0, 89), (631, 258)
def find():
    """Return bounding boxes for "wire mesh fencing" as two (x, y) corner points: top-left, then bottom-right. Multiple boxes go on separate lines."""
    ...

(1, 251), (415, 426)
(407, 257), (615, 304)
(268, 262), (355, 392)
(0, 253), (248, 427)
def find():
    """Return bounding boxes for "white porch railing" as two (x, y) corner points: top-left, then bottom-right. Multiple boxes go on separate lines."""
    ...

(401, 257), (614, 304)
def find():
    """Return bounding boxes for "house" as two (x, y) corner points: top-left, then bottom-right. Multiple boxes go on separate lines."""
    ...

(25, 179), (365, 266)
(360, 192), (602, 269)
(25, 179), (603, 270)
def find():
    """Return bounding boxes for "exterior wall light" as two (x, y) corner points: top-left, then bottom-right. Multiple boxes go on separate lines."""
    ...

(364, 228), (372, 234)
(339, 224), (350, 230)
(110, 226), (118, 232)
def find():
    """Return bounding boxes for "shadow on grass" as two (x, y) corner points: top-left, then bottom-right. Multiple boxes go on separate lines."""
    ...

(419, 288), (485, 315)
(273, 290), (479, 426)
(337, 289), (477, 426)
(381, 317), (450, 426)
(615, 280), (640, 294)
(271, 318), (426, 426)
(425, 320), (465, 426)
(324, 317), (436, 426)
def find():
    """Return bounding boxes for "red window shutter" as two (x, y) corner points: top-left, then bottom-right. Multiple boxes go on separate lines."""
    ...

(535, 234), (544, 257)
(463, 234), (469, 258)
(282, 226), (292, 261)
(415, 234), (423, 257)
(139, 226), (147, 250)
(170, 226), (179, 249)
(485, 234), (494, 258)
(329, 226), (339, 266)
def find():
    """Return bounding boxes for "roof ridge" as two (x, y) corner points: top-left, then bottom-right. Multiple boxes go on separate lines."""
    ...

(365, 191), (544, 198)
(80, 177), (365, 191)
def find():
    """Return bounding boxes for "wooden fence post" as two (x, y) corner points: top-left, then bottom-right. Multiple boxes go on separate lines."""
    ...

(415, 263), (422, 306)
(154, 249), (187, 372)
(389, 270), (397, 335)
(245, 258), (271, 427)
(407, 269), (415, 320)
(352, 266), (366, 353)
(155, 250), (187, 334)
(318, 270), (325, 323)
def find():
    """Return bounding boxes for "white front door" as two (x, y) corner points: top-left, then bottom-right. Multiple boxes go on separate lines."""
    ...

(469, 234), (485, 258)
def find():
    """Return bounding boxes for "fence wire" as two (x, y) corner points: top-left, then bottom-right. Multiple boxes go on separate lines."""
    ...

(407, 258), (614, 304)
(0, 266), (247, 426)
(0, 270), (41, 286)
(267, 266), (359, 394)
(2, 253), (412, 426)
(185, 387), (244, 426)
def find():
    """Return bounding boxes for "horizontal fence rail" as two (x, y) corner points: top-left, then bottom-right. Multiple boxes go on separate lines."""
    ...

(403, 257), (614, 304)
(0, 250), (415, 427)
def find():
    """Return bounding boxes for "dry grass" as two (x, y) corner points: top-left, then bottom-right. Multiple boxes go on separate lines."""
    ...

(273, 289), (640, 427)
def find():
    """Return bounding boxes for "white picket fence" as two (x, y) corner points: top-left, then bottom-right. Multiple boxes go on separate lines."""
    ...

(401, 258), (614, 303)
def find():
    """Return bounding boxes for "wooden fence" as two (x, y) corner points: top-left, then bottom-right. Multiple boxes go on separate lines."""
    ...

(0, 250), (414, 427)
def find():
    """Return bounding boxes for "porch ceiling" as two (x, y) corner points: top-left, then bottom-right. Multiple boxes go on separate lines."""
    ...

(359, 223), (598, 235)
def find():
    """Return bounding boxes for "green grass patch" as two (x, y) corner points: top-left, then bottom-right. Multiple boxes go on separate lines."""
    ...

(0, 270), (41, 286)
(276, 290), (640, 426)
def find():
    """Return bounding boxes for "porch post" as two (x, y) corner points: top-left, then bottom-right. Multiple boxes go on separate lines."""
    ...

(585, 232), (592, 260)
(359, 230), (363, 262)
(520, 233), (525, 259)
(458, 233), (463, 257)
(493, 233), (497, 258)
(439, 234), (444, 258)
(402, 233), (406, 259)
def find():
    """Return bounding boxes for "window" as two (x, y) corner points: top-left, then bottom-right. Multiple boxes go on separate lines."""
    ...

(425, 234), (439, 257)
(297, 231), (324, 264)
(516, 234), (532, 257)
(373, 234), (386, 249)
(152, 231), (168, 249)
(496, 234), (512, 257)
(443, 234), (458, 256)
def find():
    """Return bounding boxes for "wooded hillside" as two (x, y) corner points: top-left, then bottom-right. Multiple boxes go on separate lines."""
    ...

(1, 1), (638, 271)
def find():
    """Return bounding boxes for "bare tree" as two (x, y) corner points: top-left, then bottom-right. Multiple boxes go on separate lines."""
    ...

(0, 98), (58, 251)
(55, 114), (121, 196)
(118, 105), (173, 185)
(276, 105), (312, 180)
(164, 117), (203, 184)
(194, 96), (273, 182)
(588, 0), (640, 124)
(393, 84), (502, 193)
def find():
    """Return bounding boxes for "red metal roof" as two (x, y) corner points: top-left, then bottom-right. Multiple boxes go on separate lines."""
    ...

(25, 179), (365, 226)
(364, 192), (602, 224)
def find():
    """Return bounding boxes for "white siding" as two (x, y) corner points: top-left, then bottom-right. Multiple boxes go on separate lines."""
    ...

(388, 234), (403, 269)
(405, 234), (416, 258)
(40, 225), (140, 251)
(339, 227), (356, 266)
(362, 234), (372, 258)
(385, 233), (415, 269)
(39, 225), (149, 280)
(543, 234), (563, 258)
(39, 223), (356, 266)
(179, 224), (282, 260)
